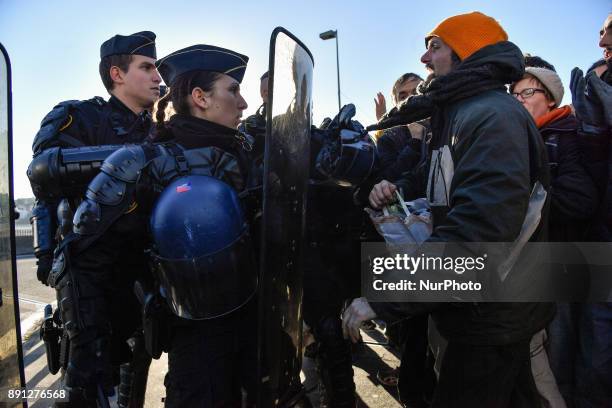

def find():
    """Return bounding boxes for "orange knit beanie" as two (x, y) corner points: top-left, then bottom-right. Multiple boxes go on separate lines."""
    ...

(426, 11), (508, 60)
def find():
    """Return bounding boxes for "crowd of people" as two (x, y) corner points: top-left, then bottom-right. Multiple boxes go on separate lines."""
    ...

(26, 9), (611, 408)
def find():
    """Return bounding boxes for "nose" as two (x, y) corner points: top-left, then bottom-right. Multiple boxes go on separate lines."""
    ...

(152, 69), (162, 83)
(238, 94), (248, 111)
(420, 49), (431, 65)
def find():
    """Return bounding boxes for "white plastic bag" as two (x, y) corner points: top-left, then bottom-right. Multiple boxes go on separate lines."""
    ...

(365, 193), (433, 250)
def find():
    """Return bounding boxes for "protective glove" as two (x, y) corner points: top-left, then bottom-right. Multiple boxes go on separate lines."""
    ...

(326, 104), (356, 131)
(36, 251), (54, 286)
(65, 336), (114, 403)
(587, 70), (612, 129)
(570, 68), (608, 134)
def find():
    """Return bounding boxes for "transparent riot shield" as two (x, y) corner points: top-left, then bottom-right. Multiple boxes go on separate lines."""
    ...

(258, 28), (313, 407)
(0, 43), (26, 407)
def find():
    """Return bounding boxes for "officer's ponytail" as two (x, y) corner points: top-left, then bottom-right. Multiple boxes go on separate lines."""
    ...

(155, 90), (172, 134)
(153, 70), (222, 141)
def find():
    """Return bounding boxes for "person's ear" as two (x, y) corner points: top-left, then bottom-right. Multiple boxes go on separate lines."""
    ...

(548, 100), (556, 109)
(109, 66), (125, 87)
(191, 87), (210, 110)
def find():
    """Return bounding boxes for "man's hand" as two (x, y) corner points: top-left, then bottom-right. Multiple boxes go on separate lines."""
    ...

(369, 180), (397, 209)
(570, 68), (607, 133)
(342, 297), (377, 343)
(374, 92), (387, 121)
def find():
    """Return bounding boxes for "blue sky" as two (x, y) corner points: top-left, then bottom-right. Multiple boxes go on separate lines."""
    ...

(1, 0), (609, 198)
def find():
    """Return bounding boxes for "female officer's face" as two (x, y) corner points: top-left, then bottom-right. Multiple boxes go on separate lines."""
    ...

(197, 74), (248, 129)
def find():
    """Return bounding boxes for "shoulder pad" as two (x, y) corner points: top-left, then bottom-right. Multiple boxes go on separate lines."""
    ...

(32, 100), (79, 154)
(32, 98), (108, 154)
(100, 144), (146, 183)
(84, 96), (107, 107)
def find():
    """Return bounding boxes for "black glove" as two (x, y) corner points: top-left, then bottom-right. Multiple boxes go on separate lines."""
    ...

(65, 336), (114, 402)
(587, 70), (612, 129)
(570, 68), (608, 134)
(36, 251), (54, 286)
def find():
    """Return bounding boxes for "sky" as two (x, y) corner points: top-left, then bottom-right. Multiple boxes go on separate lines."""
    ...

(0, 0), (609, 198)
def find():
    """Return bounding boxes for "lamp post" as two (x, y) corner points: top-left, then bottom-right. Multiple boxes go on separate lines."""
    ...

(319, 29), (341, 111)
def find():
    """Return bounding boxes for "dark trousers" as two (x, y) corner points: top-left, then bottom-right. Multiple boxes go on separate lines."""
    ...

(62, 210), (148, 398)
(432, 340), (542, 408)
(303, 238), (360, 407)
(164, 301), (258, 408)
(391, 315), (434, 405)
(549, 302), (612, 408)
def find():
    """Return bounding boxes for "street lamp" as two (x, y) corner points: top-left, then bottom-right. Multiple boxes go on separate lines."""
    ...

(319, 29), (341, 111)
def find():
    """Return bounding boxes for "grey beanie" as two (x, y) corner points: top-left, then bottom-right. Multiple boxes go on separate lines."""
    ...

(524, 66), (564, 107)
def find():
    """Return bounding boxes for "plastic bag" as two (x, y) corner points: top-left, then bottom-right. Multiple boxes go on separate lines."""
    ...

(365, 193), (433, 250)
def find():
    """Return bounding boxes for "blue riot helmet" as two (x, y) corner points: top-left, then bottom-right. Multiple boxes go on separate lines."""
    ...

(332, 129), (376, 185)
(149, 175), (257, 319)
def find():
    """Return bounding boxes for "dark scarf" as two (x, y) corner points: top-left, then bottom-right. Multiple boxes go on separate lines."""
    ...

(165, 114), (248, 152)
(367, 53), (521, 131)
(603, 59), (612, 85)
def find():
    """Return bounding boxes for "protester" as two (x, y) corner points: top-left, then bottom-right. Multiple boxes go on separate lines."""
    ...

(511, 56), (598, 408)
(563, 12), (612, 407)
(376, 73), (430, 184)
(374, 73), (422, 121)
(372, 71), (435, 407)
(344, 11), (554, 407)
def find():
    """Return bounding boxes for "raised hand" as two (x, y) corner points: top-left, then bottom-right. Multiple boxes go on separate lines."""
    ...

(570, 67), (607, 133)
(586, 70), (612, 129)
(374, 92), (387, 121)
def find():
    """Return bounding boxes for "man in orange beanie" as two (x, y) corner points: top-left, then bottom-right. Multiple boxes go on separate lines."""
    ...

(344, 12), (554, 407)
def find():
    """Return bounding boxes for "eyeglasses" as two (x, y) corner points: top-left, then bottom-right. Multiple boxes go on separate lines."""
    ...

(511, 88), (546, 100)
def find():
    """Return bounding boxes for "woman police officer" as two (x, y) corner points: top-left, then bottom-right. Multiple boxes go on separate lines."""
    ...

(70, 44), (260, 406)
(150, 44), (259, 407)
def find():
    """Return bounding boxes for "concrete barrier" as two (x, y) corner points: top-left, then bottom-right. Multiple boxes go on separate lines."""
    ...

(15, 227), (33, 256)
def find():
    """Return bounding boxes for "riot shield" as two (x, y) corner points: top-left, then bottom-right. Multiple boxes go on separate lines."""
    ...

(0, 43), (26, 407)
(258, 28), (313, 407)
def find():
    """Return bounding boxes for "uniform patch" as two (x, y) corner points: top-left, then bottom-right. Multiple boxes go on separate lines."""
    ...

(58, 114), (73, 132)
(124, 201), (139, 214)
(176, 182), (192, 193)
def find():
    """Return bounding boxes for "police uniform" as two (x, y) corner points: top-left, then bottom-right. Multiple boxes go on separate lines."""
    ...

(240, 102), (266, 165)
(302, 185), (362, 407)
(300, 110), (378, 407)
(69, 44), (259, 407)
(28, 31), (157, 407)
(30, 30), (157, 285)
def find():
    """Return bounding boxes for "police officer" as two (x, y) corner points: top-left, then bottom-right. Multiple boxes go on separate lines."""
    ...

(300, 107), (377, 407)
(69, 44), (259, 407)
(28, 31), (161, 406)
(302, 184), (362, 407)
(30, 30), (160, 285)
(239, 71), (268, 174)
